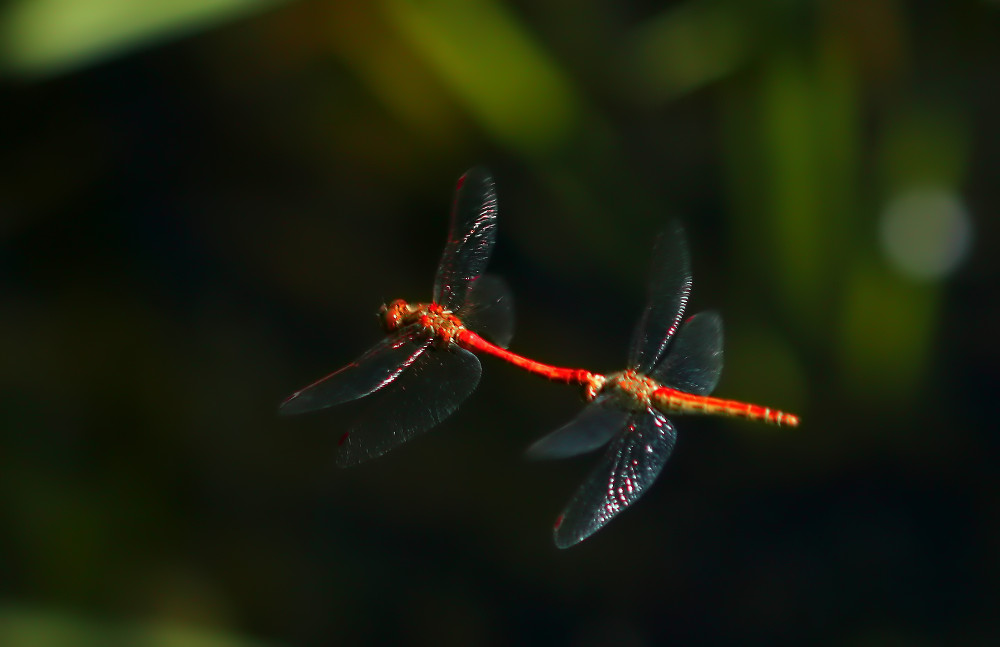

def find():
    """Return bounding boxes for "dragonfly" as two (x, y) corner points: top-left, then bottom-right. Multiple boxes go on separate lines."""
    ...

(528, 222), (799, 548)
(281, 168), (596, 466)
(280, 168), (513, 465)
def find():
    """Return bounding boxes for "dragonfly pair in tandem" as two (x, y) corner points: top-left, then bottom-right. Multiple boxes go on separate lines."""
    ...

(280, 168), (799, 548)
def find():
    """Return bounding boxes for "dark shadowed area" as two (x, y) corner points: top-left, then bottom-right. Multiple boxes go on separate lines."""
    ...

(1, 1), (997, 646)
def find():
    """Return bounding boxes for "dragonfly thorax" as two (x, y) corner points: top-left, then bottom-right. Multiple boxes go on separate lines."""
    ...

(419, 303), (467, 347)
(380, 300), (466, 347)
(598, 369), (661, 411)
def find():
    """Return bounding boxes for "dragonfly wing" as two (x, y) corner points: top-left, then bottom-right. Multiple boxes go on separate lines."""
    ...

(627, 221), (693, 374)
(433, 168), (499, 311)
(280, 333), (431, 415)
(650, 310), (723, 395)
(526, 396), (628, 460)
(337, 346), (482, 466)
(553, 409), (677, 549)
(461, 274), (515, 349)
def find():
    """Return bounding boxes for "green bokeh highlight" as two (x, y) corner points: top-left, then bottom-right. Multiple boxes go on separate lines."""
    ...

(0, 0), (287, 76)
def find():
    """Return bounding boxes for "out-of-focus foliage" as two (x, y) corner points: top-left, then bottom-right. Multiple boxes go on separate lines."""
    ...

(0, 606), (277, 647)
(384, 0), (583, 154)
(1, 0), (997, 646)
(0, 0), (287, 76)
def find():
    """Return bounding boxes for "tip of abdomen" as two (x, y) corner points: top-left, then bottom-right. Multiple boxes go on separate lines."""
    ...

(779, 412), (800, 427)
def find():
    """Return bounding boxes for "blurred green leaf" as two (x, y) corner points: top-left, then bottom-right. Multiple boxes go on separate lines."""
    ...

(382, 0), (583, 154)
(0, 0), (287, 77)
(838, 256), (939, 400)
(879, 107), (970, 193)
(0, 607), (279, 647)
(626, 0), (755, 103)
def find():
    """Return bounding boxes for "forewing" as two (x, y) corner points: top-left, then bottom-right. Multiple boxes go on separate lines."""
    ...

(627, 222), (693, 374)
(433, 168), (499, 311)
(553, 409), (677, 549)
(279, 333), (430, 415)
(525, 395), (629, 460)
(651, 311), (723, 395)
(337, 346), (482, 466)
(461, 274), (515, 349)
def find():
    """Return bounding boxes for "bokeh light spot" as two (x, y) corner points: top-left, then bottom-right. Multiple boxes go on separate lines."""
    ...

(878, 188), (972, 280)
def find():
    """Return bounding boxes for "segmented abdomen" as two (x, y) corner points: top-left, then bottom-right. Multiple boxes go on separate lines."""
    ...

(652, 387), (799, 427)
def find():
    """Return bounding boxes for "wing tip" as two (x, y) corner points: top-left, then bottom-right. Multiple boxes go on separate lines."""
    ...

(524, 438), (555, 461)
(278, 394), (306, 416)
(335, 444), (364, 468)
(524, 432), (585, 461)
(457, 166), (495, 193)
(552, 518), (588, 550)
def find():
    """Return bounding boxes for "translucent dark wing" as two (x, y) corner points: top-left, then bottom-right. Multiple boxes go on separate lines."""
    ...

(433, 168), (499, 311)
(553, 409), (677, 549)
(337, 346), (481, 466)
(279, 332), (431, 416)
(650, 311), (723, 396)
(525, 395), (629, 460)
(460, 274), (515, 349)
(627, 222), (693, 374)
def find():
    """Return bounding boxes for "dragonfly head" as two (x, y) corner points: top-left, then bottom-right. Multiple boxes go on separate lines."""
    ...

(379, 299), (410, 332)
(582, 373), (606, 401)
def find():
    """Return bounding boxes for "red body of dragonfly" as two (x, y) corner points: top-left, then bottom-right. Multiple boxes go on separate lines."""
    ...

(281, 168), (595, 465)
(528, 222), (799, 548)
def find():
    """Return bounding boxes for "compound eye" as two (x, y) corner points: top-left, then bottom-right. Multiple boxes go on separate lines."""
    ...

(380, 299), (407, 331)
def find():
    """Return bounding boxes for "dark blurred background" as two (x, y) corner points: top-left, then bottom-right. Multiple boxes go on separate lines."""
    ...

(1, 1), (997, 645)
